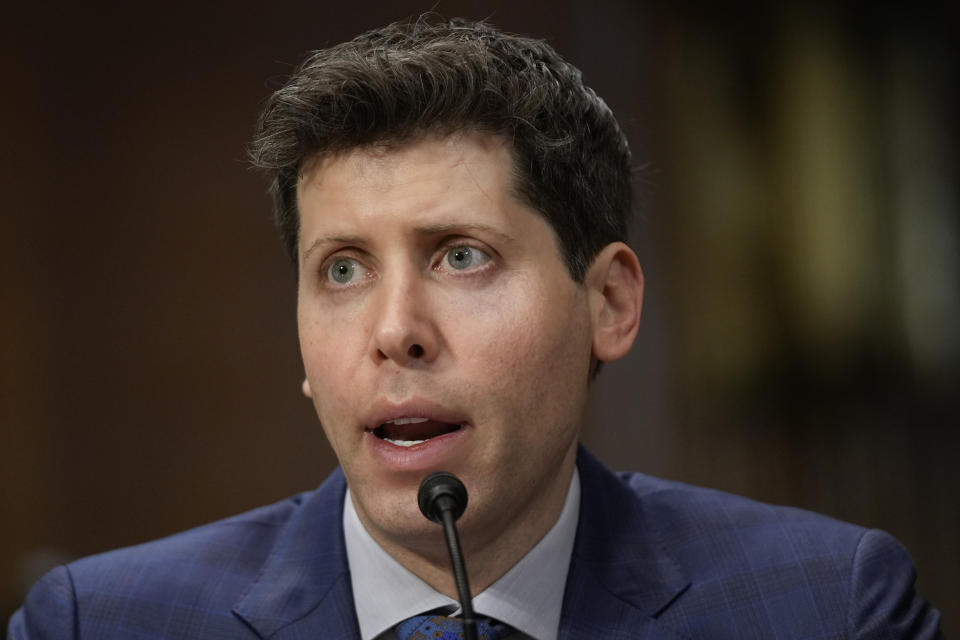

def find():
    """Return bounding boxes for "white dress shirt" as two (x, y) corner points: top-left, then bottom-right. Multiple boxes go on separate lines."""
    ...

(344, 469), (581, 640)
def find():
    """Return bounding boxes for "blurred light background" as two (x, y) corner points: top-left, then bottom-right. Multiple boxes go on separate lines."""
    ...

(2, 1), (957, 633)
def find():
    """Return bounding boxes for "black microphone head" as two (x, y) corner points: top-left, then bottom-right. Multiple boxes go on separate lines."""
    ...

(418, 471), (468, 524)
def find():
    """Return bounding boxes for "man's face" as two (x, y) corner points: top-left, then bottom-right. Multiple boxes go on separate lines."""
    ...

(296, 133), (595, 554)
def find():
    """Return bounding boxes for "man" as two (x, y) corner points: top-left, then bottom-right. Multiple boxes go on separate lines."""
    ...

(10, 16), (943, 640)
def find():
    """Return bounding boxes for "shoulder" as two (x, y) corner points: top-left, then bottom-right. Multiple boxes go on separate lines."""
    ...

(68, 491), (312, 593)
(8, 490), (326, 640)
(614, 470), (943, 638)
(617, 470), (867, 557)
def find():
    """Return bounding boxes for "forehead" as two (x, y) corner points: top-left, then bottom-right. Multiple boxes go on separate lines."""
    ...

(295, 132), (532, 240)
(298, 132), (517, 200)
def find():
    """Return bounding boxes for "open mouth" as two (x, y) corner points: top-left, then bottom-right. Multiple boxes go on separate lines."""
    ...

(372, 417), (462, 447)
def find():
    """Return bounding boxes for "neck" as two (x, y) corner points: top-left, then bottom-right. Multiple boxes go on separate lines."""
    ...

(366, 448), (578, 599)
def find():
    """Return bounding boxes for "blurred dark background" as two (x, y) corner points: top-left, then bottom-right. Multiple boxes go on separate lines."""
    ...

(2, 1), (957, 634)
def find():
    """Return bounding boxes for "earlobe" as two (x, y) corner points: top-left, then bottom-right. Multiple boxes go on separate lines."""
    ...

(302, 377), (313, 398)
(586, 242), (644, 363)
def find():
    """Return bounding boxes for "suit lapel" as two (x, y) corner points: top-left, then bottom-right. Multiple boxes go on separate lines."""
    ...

(231, 448), (690, 639)
(559, 447), (691, 640)
(232, 468), (360, 639)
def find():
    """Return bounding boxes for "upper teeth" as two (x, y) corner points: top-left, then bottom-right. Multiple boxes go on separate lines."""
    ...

(386, 417), (428, 425)
(383, 438), (428, 447)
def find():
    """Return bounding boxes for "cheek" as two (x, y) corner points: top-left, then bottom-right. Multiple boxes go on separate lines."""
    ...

(453, 281), (592, 420)
(442, 286), (542, 370)
(298, 307), (370, 419)
(299, 295), (369, 364)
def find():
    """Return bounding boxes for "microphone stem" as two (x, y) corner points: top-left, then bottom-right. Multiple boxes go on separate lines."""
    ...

(440, 508), (477, 640)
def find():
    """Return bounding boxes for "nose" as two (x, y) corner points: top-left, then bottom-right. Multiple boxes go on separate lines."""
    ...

(370, 271), (440, 366)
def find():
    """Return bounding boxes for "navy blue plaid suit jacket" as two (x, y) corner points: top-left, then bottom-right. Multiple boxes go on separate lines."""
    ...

(9, 447), (942, 639)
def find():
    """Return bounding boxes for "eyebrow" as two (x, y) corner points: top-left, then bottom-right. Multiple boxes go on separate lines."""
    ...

(300, 223), (516, 266)
(301, 234), (365, 267)
(415, 222), (516, 243)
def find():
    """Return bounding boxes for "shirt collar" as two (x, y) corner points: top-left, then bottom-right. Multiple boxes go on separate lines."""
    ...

(344, 469), (581, 640)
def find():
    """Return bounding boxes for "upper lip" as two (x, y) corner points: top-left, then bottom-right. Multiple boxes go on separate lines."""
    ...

(363, 398), (470, 431)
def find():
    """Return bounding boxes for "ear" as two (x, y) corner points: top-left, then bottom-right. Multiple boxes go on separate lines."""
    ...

(301, 377), (313, 398)
(585, 242), (644, 362)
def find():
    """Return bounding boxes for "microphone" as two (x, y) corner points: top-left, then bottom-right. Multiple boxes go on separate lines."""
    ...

(418, 471), (478, 640)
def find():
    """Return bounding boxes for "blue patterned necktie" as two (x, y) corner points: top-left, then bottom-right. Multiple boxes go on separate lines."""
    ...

(395, 613), (514, 640)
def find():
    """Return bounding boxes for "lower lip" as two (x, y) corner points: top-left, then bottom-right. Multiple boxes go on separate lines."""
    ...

(365, 426), (469, 472)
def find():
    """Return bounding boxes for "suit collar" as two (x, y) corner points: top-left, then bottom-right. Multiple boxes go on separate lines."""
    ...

(232, 447), (691, 639)
(559, 446), (690, 639)
(232, 467), (359, 639)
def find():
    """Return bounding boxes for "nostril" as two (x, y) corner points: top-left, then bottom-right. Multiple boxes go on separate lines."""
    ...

(408, 344), (424, 358)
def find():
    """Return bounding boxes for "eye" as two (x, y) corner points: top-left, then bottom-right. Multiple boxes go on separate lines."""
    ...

(443, 245), (491, 272)
(326, 257), (369, 286)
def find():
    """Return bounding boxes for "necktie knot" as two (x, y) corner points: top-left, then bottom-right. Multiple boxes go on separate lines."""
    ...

(395, 613), (513, 640)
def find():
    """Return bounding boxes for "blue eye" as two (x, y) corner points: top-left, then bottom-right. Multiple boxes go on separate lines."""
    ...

(329, 258), (358, 284)
(446, 246), (476, 270)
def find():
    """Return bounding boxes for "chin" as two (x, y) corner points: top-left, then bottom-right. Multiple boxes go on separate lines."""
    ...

(354, 485), (435, 538)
